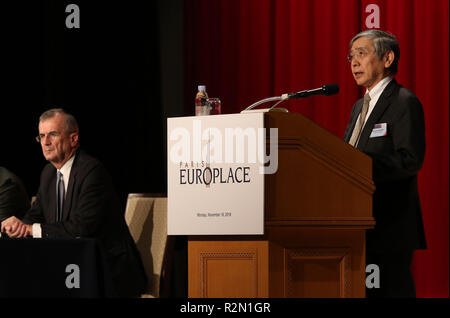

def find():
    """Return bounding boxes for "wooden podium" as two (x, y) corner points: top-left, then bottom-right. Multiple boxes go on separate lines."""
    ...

(188, 112), (375, 298)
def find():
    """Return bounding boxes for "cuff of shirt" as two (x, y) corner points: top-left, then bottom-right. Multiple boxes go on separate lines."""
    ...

(32, 223), (42, 238)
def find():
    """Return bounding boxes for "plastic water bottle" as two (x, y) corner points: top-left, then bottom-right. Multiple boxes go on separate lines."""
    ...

(195, 85), (209, 116)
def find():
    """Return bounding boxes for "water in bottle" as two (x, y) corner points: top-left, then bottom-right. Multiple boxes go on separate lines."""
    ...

(195, 85), (209, 116)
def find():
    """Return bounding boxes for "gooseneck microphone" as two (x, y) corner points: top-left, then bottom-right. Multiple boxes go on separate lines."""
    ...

(242, 83), (339, 112)
(283, 83), (339, 99)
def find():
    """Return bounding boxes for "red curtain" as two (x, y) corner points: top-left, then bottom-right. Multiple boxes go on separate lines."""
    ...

(184, 0), (449, 298)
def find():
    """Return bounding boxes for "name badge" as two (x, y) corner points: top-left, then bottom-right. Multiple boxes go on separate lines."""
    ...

(370, 123), (388, 138)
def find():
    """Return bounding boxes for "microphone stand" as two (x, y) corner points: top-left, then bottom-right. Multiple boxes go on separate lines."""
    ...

(241, 95), (289, 113)
(241, 84), (339, 114)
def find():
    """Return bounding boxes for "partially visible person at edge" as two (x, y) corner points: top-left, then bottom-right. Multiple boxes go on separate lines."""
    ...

(0, 167), (30, 224)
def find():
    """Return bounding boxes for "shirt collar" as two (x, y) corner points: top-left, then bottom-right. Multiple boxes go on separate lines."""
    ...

(58, 154), (75, 178)
(366, 76), (393, 101)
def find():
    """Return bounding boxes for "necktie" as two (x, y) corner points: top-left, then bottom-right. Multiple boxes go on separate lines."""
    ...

(56, 171), (65, 222)
(349, 93), (371, 147)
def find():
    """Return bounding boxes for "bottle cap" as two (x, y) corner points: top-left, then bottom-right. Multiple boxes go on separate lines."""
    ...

(198, 85), (206, 91)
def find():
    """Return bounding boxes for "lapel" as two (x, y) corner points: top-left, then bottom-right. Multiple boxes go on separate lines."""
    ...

(356, 79), (398, 151)
(62, 150), (81, 221)
(344, 99), (363, 142)
(48, 170), (57, 222)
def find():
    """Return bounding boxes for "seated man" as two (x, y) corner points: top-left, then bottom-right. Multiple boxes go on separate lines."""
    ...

(0, 167), (30, 224)
(1, 108), (147, 297)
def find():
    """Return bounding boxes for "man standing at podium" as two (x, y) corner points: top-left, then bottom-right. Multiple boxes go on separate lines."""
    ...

(344, 30), (426, 297)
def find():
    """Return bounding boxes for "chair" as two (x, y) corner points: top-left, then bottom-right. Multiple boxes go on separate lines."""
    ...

(124, 193), (172, 298)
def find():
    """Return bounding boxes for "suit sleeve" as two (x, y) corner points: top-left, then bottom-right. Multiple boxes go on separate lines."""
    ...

(367, 94), (425, 183)
(22, 190), (46, 224)
(343, 101), (360, 141)
(0, 180), (17, 222)
(0, 178), (30, 222)
(22, 165), (52, 225)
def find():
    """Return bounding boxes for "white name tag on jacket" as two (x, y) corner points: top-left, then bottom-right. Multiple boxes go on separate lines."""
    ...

(370, 123), (388, 138)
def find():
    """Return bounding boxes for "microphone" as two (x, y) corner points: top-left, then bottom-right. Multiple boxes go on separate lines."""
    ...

(283, 83), (339, 100)
(242, 83), (339, 113)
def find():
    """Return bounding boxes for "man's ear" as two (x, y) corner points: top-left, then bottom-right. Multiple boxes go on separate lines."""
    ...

(384, 50), (394, 69)
(71, 133), (79, 146)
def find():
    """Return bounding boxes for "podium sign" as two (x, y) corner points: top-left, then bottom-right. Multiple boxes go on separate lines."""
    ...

(167, 113), (266, 235)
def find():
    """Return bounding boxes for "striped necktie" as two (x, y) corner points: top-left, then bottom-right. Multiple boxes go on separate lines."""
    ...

(56, 171), (65, 222)
(349, 93), (371, 147)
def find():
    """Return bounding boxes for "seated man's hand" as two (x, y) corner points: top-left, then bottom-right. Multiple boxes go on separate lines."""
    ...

(1, 216), (32, 238)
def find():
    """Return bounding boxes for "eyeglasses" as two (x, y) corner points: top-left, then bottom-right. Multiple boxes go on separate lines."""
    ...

(347, 48), (373, 62)
(35, 131), (61, 143)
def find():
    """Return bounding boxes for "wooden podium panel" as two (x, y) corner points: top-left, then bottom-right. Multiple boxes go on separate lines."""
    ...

(187, 112), (374, 298)
(264, 112), (374, 225)
(188, 228), (366, 298)
(267, 227), (366, 298)
(188, 240), (269, 298)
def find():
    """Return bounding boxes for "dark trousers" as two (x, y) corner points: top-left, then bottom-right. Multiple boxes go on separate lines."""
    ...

(366, 250), (416, 298)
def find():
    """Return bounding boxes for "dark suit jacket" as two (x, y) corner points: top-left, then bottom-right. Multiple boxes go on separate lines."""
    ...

(22, 150), (147, 297)
(344, 79), (427, 252)
(0, 167), (30, 223)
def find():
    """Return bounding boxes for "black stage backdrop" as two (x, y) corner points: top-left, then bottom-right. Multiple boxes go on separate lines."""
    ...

(0, 1), (181, 207)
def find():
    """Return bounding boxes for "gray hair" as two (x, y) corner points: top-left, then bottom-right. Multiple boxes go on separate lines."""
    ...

(39, 108), (79, 134)
(350, 30), (400, 75)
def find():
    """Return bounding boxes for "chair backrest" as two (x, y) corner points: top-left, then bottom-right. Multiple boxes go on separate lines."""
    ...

(124, 193), (170, 297)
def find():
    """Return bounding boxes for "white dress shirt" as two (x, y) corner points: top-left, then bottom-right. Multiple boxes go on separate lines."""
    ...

(354, 76), (393, 146)
(58, 155), (75, 195)
(362, 76), (393, 127)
